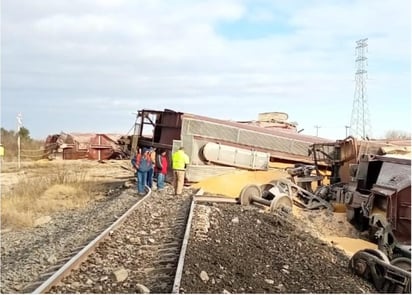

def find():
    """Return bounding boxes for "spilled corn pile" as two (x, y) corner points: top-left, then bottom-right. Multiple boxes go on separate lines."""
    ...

(192, 169), (288, 198)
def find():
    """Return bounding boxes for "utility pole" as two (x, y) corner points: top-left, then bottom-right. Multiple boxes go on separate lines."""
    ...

(314, 125), (321, 137)
(350, 38), (372, 139)
(16, 113), (23, 169)
(345, 125), (350, 137)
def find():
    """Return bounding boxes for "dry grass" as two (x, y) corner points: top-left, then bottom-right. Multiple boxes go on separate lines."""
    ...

(1, 164), (100, 230)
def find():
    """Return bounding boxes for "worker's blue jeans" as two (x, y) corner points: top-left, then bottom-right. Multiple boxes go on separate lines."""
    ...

(137, 171), (147, 194)
(157, 173), (166, 189)
(147, 167), (154, 188)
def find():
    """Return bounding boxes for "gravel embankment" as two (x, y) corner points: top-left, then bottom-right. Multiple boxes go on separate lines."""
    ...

(180, 203), (376, 294)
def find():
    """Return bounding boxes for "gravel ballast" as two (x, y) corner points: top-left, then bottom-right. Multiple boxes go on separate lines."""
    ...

(180, 203), (375, 293)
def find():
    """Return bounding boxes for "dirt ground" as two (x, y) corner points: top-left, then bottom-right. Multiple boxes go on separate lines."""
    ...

(180, 203), (375, 293)
(0, 159), (133, 196)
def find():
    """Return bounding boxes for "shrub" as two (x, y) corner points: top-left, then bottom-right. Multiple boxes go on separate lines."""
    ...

(1, 127), (44, 162)
(1, 164), (99, 229)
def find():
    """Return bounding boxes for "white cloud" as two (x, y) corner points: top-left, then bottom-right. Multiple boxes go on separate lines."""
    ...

(1, 0), (410, 139)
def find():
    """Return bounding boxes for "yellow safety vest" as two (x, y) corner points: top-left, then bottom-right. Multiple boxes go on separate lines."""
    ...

(0, 146), (4, 157)
(172, 150), (189, 170)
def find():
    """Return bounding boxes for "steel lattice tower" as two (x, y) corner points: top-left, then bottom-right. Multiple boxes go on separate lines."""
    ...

(350, 38), (372, 139)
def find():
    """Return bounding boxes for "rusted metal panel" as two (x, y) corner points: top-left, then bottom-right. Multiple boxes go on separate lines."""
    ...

(45, 132), (126, 160)
(371, 185), (396, 197)
(88, 134), (118, 160)
(375, 161), (411, 192)
(136, 109), (183, 150)
(388, 187), (411, 244)
(181, 114), (331, 165)
(183, 113), (330, 143)
(156, 111), (183, 145)
(88, 148), (113, 161)
(62, 148), (88, 160)
(370, 156), (411, 244)
(375, 155), (411, 165)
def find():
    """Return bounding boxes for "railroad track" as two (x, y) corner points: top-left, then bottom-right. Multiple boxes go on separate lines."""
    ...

(23, 187), (217, 294)
(15, 183), (377, 294)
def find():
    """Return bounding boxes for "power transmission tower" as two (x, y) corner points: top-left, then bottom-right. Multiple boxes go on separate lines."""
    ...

(350, 38), (372, 139)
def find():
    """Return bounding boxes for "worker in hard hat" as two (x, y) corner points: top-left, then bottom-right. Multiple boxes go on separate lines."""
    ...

(172, 146), (189, 196)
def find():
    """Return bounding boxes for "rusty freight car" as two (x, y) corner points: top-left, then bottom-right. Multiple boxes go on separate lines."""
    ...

(130, 109), (334, 182)
(44, 132), (127, 160)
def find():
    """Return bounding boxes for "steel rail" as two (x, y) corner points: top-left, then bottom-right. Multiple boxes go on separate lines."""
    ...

(194, 196), (238, 203)
(193, 188), (240, 204)
(171, 197), (196, 294)
(172, 188), (204, 293)
(32, 187), (152, 294)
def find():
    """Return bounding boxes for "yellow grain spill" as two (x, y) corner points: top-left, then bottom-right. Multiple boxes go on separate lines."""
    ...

(323, 236), (378, 256)
(292, 205), (302, 216)
(192, 169), (288, 198)
(371, 206), (386, 215)
(193, 166), (380, 257)
(332, 202), (347, 213)
(293, 208), (378, 256)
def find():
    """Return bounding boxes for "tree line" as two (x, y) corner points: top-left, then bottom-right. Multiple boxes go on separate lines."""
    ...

(384, 130), (411, 140)
(1, 127), (44, 161)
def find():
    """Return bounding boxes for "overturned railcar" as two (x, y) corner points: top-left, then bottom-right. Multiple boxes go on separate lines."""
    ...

(44, 132), (128, 160)
(341, 154), (411, 244)
(131, 109), (332, 182)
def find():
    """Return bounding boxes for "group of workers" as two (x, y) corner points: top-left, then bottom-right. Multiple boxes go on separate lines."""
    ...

(131, 146), (189, 196)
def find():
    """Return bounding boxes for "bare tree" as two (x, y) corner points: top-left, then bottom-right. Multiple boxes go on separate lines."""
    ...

(384, 130), (411, 140)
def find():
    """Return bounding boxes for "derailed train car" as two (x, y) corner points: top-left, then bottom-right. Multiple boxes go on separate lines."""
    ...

(307, 137), (411, 244)
(346, 155), (411, 293)
(306, 139), (411, 293)
(130, 108), (333, 182)
(343, 154), (411, 244)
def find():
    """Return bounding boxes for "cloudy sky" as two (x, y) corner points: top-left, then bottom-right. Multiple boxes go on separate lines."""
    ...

(1, 0), (410, 140)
